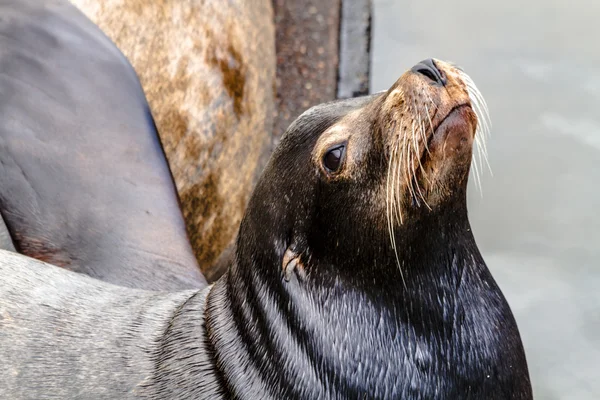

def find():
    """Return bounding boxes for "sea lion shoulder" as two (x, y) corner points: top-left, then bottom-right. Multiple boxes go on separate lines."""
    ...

(0, 0), (205, 290)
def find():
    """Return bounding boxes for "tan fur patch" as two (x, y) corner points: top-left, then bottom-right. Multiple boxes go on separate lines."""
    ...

(69, 0), (276, 276)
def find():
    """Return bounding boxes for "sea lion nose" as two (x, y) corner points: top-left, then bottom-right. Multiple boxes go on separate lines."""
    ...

(411, 59), (446, 86)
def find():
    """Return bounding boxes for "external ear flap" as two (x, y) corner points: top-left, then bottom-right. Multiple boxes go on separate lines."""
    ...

(282, 247), (306, 282)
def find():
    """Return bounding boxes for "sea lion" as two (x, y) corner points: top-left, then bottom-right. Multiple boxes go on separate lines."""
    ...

(0, 58), (532, 398)
(69, 0), (276, 280)
(0, 0), (206, 290)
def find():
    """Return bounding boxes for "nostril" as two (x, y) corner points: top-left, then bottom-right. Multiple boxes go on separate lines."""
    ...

(411, 58), (447, 86)
(416, 67), (438, 82)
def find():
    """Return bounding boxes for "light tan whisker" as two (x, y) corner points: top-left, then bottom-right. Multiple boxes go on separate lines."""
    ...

(391, 137), (402, 223)
(458, 69), (493, 188)
(410, 116), (432, 209)
(400, 125), (412, 202)
(406, 123), (417, 203)
(472, 138), (484, 196)
(385, 131), (406, 287)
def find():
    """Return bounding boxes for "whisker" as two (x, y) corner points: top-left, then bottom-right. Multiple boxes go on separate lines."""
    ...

(392, 119), (405, 223)
(407, 122), (419, 205)
(472, 139), (484, 196)
(387, 142), (397, 226)
(423, 102), (434, 136)
(469, 94), (492, 175)
(391, 136), (402, 223)
(414, 98), (429, 146)
(401, 125), (412, 203)
(411, 118), (432, 210)
(385, 132), (406, 287)
(422, 89), (438, 112)
(471, 148), (483, 195)
(458, 69), (494, 190)
(476, 134), (492, 176)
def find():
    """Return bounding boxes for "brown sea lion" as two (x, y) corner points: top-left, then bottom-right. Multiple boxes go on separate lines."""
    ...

(0, 55), (532, 398)
(0, 0), (205, 290)
(69, 0), (276, 280)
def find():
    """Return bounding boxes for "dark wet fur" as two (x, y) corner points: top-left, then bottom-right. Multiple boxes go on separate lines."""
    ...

(203, 97), (532, 399)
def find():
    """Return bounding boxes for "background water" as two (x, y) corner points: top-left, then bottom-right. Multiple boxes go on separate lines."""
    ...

(370, 1), (600, 398)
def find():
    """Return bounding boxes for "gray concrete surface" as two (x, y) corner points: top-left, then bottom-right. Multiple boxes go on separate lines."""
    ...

(371, 0), (600, 398)
(338, 0), (372, 98)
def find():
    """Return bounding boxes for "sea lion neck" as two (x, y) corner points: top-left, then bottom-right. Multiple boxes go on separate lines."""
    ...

(203, 267), (324, 399)
(202, 212), (532, 399)
(200, 201), (508, 400)
(302, 181), (475, 287)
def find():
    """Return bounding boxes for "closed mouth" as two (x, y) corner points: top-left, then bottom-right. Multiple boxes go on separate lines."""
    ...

(415, 103), (474, 169)
(428, 104), (472, 146)
(432, 104), (471, 136)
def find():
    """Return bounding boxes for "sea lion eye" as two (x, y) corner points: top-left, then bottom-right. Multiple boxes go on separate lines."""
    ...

(322, 144), (346, 173)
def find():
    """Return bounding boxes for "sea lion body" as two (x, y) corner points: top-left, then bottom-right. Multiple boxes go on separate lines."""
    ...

(0, 250), (215, 399)
(0, 54), (532, 398)
(0, 0), (205, 290)
(69, 0), (276, 280)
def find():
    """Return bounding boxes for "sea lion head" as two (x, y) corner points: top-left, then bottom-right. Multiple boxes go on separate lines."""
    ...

(236, 58), (489, 285)
(217, 60), (532, 398)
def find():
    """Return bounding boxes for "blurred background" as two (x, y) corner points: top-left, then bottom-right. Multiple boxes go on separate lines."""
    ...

(371, 0), (600, 398)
